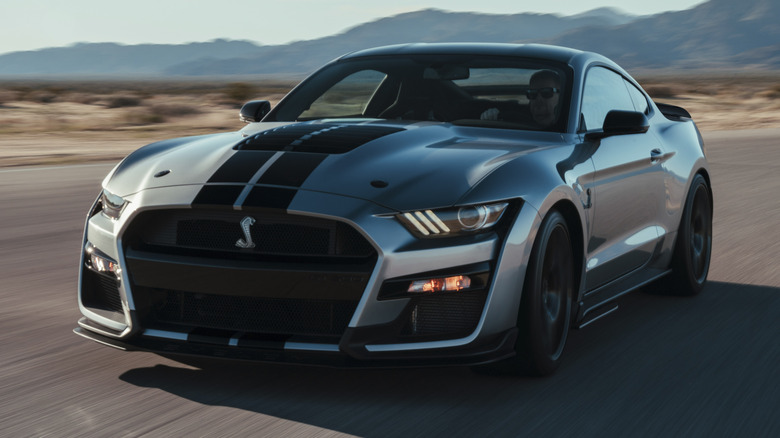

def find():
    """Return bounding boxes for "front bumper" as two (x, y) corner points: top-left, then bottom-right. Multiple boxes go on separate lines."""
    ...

(77, 185), (540, 366)
(75, 317), (518, 367)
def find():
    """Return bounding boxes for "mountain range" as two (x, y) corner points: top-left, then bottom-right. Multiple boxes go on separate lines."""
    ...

(0, 0), (777, 77)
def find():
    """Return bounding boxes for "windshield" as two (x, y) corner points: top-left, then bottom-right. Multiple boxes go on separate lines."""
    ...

(266, 55), (570, 132)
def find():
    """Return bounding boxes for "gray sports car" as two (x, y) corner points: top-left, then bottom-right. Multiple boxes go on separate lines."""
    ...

(75, 43), (712, 375)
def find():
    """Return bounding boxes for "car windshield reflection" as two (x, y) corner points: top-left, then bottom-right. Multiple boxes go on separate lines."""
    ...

(268, 56), (569, 132)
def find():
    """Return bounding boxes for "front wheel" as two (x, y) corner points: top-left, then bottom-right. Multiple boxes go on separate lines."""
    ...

(471, 210), (574, 376)
(519, 211), (574, 375)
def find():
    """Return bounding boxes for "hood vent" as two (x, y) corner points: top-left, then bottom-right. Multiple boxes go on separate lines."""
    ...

(239, 124), (405, 154)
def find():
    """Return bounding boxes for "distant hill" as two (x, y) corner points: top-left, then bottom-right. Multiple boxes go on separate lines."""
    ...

(165, 8), (640, 76)
(0, 39), (265, 76)
(0, 0), (777, 77)
(0, 7), (638, 77)
(546, 0), (780, 69)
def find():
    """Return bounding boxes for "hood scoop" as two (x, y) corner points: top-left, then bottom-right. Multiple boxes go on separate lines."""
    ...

(238, 123), (405, 154)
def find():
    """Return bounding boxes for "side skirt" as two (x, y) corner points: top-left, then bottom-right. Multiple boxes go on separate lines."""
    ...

(575, 268), (671, 329)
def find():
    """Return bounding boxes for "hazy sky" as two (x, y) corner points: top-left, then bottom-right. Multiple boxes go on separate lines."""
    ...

(0, 0), (707, 55)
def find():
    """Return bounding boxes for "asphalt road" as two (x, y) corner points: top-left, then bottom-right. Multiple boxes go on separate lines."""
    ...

(1, 129), (778, 437)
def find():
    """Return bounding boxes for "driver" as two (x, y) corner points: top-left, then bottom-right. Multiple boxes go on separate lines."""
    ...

(481, 69), (562, 129)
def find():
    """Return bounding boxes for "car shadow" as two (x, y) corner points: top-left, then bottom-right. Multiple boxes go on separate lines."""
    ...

(119, 281), (780, 437)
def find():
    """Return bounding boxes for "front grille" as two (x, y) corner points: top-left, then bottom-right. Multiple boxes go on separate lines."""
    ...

(124, 209), (376, 338)
(139, 288), (356, 336)
(128, 209), (374, 258)
(401, 290), (488, 339)
(81, 269), (123, 313)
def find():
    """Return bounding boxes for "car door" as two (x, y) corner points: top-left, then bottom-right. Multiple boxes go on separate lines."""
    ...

(581, 66), (666, 290)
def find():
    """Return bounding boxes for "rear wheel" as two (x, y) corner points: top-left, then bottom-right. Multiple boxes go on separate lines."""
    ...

(653, 174), (712, 295)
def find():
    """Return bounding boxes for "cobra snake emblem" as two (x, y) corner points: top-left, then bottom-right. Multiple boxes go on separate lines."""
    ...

(235, 216), (256, 248)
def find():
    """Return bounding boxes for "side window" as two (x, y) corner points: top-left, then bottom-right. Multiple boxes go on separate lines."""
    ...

(580, 67), (635, 131)
(625, 80), (649, 114)
(299, 69), (386, 119)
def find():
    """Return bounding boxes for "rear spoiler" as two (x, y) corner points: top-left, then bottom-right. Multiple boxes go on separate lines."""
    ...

(656, 102), (692, 121)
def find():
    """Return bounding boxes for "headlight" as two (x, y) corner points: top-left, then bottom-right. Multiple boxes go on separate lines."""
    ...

(397, 202), (509, 237)
(99, 189), (127, 220)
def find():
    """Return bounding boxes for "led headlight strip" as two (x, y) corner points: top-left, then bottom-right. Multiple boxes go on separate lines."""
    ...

(402, 210), (451, 236)
(398, 202), (509, 237)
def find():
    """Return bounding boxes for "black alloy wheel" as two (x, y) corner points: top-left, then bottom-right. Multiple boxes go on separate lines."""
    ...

(647, 174), (712, 296)
(672, 174), (712, 295)
(516, 210), (574, 376)
(688, 180), (712, 285)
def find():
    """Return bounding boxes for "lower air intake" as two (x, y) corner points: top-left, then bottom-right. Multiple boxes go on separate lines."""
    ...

(401, 290), (488, 340)
(140, 288), (357, 337)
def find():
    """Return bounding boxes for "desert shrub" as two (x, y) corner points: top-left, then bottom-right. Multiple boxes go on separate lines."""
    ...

(223, 82), (256, 103)
(66, 92), (101, 105)
(123, 109), (166, 125)
(44, 86), (67, 96)
(107, 95), (142, 108)
(17, 85), (72, 103)
(0, 90), (17, 105)
(147, 103), (202, 117)
(120, 103), (203, 125)
(764, 85), (780, 99)
(8, 86), (32, 101)
(26, 90), (58, 103)
(644, 86), (678, 99)
(202, 92), (227, 105)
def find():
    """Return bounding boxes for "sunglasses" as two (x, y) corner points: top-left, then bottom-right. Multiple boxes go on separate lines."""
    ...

(525, 87), (560, 100)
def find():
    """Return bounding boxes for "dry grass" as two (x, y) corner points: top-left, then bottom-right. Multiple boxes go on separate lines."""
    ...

(1, 74), (779, 167)
(637, 73), (780, 131)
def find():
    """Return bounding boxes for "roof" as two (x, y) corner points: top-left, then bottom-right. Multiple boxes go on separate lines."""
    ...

(341, 43), (585, 64)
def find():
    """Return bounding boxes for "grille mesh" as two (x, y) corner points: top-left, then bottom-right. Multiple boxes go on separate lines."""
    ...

(142, 288), (357, 336)
(125, 209), (375, 337)
(129, 210), (374, 258)
(401, 290), (488, 338)
(82, 270), (123, 313)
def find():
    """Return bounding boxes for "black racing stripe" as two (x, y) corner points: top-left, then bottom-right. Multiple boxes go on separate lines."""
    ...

(257, 152), (327, 188)
(294, 125), (405, 154)
(192, 185), (244, 207)
(239, 124), (405, 154)
(240, 125), (325, 151)
(243, 187), (297, 210)
(208, 151), (276, 183)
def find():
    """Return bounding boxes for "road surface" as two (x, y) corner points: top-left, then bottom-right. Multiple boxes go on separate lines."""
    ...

(1, 129), (778, 437)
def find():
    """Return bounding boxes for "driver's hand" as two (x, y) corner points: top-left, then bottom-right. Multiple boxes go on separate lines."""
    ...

(481, 108), (499, 120)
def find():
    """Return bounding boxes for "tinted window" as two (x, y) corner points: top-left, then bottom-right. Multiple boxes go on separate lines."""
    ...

(299, 70), (386, 119)
(269, 56), (570, 132)
(581, 67), (635, 131)
(625, 79), (649, 114)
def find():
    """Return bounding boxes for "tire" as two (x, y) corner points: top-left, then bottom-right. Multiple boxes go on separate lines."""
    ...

(474, 210), (575, 376)
(518, 210), (575, 375)
(654, 174), (712, 296)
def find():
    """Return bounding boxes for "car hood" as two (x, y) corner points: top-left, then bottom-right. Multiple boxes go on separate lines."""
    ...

(105, 120), (561, 211)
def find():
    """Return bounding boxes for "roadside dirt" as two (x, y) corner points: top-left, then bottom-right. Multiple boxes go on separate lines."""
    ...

(1, 76), (778, 167)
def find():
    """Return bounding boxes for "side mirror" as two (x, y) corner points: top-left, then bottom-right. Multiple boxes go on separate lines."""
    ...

(239, 100), (271, 123)
(585, 110), (649, 140)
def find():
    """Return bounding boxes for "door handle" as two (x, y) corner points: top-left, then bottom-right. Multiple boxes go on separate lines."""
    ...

(650, 148), (663, 162)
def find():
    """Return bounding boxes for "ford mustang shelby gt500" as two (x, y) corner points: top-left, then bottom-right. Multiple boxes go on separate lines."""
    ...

(75, 43), (712, 375)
